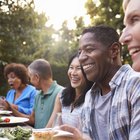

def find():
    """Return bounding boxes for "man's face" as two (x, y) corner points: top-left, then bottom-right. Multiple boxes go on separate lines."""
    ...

(119, 0), (140, 72)
(28, 69), (40, 90)
(78, 32), (112, 83)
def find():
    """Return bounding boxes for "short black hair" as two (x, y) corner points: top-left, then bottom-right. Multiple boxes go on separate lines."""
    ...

(82, 25), (120, 47)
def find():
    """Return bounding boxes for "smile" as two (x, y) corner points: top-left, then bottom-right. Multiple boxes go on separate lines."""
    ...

(129, 47), (140, 55)
(83, 64), (94, 71)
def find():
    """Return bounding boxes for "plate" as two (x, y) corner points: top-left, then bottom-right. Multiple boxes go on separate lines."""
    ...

(0, 110), (12, 115)
(32, 128), (52, 132)
(0, 116), (29, 124)
(53, 130), (73, 137)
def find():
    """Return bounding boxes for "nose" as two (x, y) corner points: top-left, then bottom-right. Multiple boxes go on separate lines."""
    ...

(71, 68), (77, 75)
(119, 27), (132, 45)
(78, 51), (87, 63)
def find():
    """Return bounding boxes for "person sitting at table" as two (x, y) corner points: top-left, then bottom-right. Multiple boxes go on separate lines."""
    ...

(3, 63), (37, 115)
(5, 59), (64, 128)
(59, 25), (140, 140)
(46, 54), (93, 128)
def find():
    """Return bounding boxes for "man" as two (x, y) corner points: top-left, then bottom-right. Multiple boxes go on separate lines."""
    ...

(6, 59), (64, 128)
(119, 0), (140, 72)
(60, 25), (140, 140)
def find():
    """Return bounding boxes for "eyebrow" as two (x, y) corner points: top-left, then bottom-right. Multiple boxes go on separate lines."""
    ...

(124, 10), (139, 24)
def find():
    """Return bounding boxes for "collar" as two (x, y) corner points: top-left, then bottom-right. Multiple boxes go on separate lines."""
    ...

(40, 81), (58, 96)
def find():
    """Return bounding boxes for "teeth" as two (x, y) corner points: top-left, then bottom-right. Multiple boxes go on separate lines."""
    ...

(129, 48), (140, 55)
(71, 77), (79, 81)
(83, 64), (93, 70)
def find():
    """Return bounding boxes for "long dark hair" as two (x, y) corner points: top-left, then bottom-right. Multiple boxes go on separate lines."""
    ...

(61, 53), (93, 108)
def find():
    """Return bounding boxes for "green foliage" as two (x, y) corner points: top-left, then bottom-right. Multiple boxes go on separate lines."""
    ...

(0, 0), (54, 64)
(0, 0), (55, 94)
(51, 63), (68, 87)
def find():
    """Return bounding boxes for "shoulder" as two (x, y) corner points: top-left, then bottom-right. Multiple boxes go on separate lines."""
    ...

(7, 89), (15, 95)
(26, 84), (36, 90)
(53, 81), (64, 91)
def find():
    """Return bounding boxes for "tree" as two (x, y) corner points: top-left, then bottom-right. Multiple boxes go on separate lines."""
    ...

(0, 0), (55, 94)
(0, 0), (54, 64)
(85, 0), (131, 64)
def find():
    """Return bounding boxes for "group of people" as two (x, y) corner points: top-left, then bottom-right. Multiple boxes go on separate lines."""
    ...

(1, 0), (140, 139)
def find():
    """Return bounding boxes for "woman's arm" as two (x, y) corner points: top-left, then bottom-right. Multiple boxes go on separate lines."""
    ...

(46, 93), (61, 128)
(3, 100), (35, 126)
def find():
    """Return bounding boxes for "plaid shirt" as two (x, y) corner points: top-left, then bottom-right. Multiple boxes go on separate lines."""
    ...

(82, 64), (140, 140)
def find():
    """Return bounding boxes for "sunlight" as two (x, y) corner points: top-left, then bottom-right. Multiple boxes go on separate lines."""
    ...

(34, 0), (90, 29)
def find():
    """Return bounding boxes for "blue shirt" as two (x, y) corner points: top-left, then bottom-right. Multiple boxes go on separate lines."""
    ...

(82, 65), (140, 140)
(6, 85), (37, 114)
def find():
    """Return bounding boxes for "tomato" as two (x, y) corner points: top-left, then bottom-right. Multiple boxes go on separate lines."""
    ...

(4, 118), (10, 122)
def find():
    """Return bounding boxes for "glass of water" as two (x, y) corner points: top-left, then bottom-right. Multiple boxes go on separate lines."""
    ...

(53, 112), (82, 131)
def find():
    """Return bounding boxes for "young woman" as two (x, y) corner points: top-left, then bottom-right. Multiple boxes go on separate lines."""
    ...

(46, 54), (93, 128)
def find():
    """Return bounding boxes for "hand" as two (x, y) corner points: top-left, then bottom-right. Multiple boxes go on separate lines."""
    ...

(59, 124), (91, 140)
(2, 100), (11, 110)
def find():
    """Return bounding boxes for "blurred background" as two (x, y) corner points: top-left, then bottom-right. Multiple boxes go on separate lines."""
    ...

(0, 0), (131, 95)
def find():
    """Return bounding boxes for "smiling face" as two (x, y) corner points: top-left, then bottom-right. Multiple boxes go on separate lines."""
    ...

(78, 32), (112, 82)
(68, 57), (86, 89)
(119, 0), (140, 71)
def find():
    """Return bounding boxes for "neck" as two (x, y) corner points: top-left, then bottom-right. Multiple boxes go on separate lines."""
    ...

(41, 79), (53, 93)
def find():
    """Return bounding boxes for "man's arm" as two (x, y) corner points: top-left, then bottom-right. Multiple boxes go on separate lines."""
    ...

(46, 93), (61, 128)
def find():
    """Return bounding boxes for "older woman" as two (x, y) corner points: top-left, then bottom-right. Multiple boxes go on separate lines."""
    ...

(3, 63), (37, 114)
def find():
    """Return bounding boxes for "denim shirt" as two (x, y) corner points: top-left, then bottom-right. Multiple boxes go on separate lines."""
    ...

(82, 64), (140, 140)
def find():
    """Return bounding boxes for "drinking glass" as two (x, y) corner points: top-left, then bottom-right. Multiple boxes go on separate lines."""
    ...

(53, 112), (82, 131)
(0, 96), (5, 110)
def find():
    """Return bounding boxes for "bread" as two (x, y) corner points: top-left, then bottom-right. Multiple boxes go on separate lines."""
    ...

(33, 130), (55, 140)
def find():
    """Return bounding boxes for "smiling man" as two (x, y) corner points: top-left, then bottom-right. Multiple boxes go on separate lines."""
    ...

(60, 25), (140, 140)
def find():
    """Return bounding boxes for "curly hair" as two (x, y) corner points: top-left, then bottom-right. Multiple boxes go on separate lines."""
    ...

(4, 63), (29, 84)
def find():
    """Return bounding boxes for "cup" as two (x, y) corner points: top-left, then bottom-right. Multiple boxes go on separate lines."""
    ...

(53, 112), (82, 131)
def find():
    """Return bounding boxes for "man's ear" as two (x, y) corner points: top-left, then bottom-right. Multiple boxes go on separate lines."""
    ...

(110, 42), (121, 59)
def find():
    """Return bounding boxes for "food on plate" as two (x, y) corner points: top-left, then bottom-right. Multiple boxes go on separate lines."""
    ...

(33, 130), (56, 140)
(0, 117), (10, 123)
(0, 126), (32, 140)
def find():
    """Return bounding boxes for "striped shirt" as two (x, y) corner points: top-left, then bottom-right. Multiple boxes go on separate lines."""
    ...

(82, 64), (140, 140)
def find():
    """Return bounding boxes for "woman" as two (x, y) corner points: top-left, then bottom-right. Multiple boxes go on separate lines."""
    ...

(119, 0), (140, 72)
(46, 54), (93, 128)
(3, 63), (37, 114)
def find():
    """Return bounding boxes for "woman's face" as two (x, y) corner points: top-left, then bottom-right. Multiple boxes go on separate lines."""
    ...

(120, 0), (140, 71)
(68, 57), (86, 89)
(7, 72), (22, 89)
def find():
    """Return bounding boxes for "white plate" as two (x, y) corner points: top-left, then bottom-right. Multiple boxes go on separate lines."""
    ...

(0, 116), (29, 124)
(0, 110), (12, 115)
(32, 128), (52, 132)
(53, 130), (73, 137)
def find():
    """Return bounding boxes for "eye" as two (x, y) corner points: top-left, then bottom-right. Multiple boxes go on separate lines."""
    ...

(85, 47), (95, 54)
(78, 49), (82, 56)
(130, 16), (140, 24)
(77, 66), (81, 70)
(69, 66), (73, 70)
